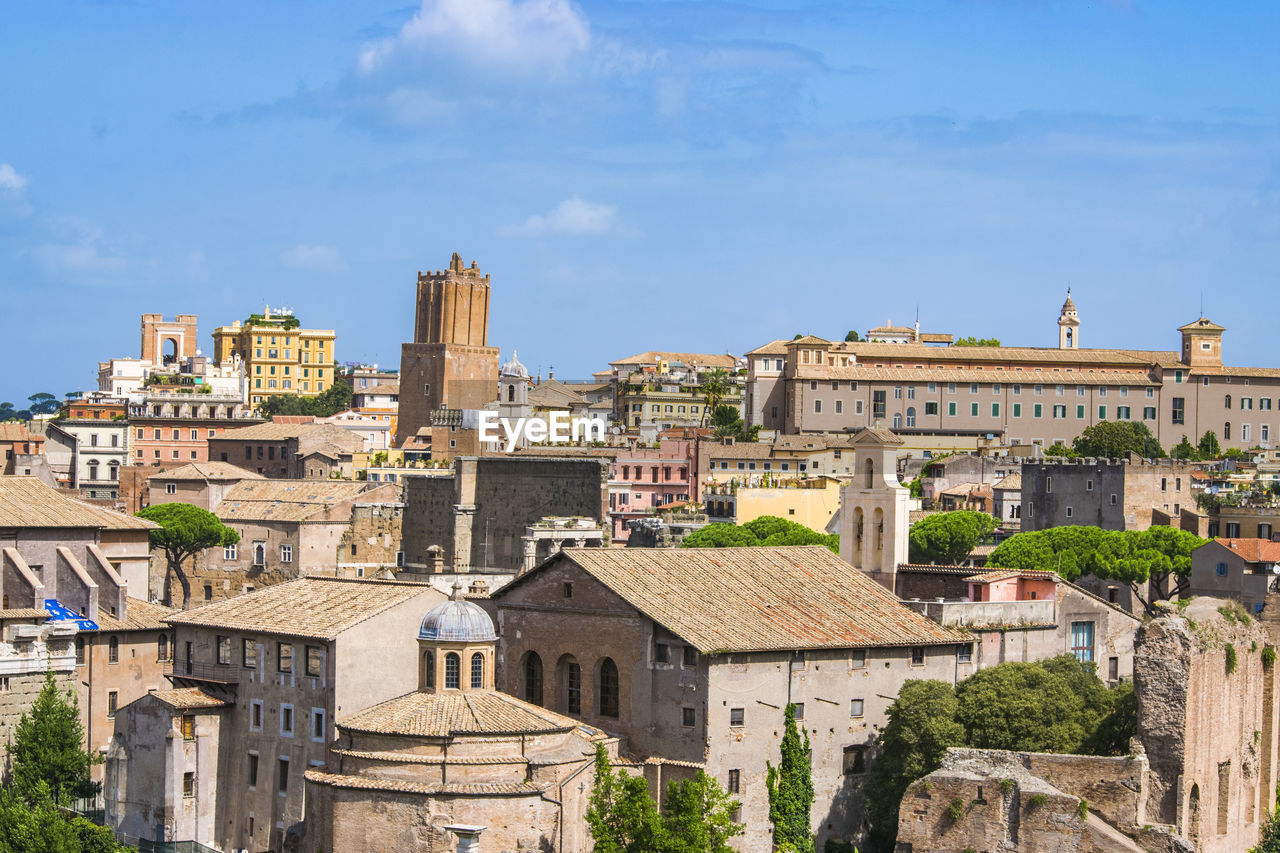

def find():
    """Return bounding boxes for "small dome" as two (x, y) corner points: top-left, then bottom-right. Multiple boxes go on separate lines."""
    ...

(500, 350), (529, 380)
(419, 594), (497, 643)
(1061, 289), (1077, 313)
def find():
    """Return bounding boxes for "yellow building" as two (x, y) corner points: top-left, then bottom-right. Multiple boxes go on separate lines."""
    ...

(211, 307), (336, 406)
(703, 475), (843, 532)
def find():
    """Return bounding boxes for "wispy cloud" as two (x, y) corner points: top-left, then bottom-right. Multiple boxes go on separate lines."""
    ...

(280, 243), (347, 273)
(32, 225), (127, 277)
(0, 164), (28, 193)
(358, 0), (590, 75)
(501, 196), (618, 236)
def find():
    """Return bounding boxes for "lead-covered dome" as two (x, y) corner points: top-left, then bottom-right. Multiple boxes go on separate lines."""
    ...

(500, 349), (529, 380)
(418, 595), (497, 643)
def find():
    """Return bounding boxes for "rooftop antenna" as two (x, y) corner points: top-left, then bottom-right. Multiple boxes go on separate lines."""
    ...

(1200, 292), (1204, 318)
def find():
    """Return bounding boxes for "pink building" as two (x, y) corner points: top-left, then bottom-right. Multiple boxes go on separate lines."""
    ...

(966, 570), (1057, 603)
(608, 439), (699, 541)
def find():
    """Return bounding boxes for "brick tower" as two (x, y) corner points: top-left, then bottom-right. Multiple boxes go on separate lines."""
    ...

(140, 313), (198, 365)
(396, 254), (500, 451)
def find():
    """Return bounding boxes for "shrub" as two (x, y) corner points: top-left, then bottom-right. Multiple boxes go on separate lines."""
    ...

(945, 798), (965, 822)
(1264, 646), (1277, 668)
(1226, 643), (1238, 675)
(1027, 793), (1049, 810)
(1076, 798), (1089, 820)
(999, 778), (1015, 795)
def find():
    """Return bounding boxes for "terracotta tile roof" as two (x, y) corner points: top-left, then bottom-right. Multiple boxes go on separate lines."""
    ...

(0, 478), (159, 530)
(504, 546), (968, 653)
(745, 340), (790, 356)
(0, 424), (34, 442)
(1178, 317), (1226, 333)
(610, 351), (738, 369)
(1212, 538), (1280, 563)
(993, 472), (1022, 491)
(340, 689), (585, 737)
(529, 379), (589, 408)
(94, 597), (177, 632)
(963, 570), (1057, 583)
(304, 770), (543, 797)
(165, 577), (442, 640)
(897, 563), (988, 575)
(704, 442), (775, 460)
(791, 365), (1161, 385)
(841, 340), (1183, 367)
(214, 480), (384, 522)
(0, 609), (49, 620)
(867, 325), (916, 336)
(149, 687), (232, 711)
(213, 421), (354, 442)
(355, 383), (400, 396)
(148, 462), (266, 482)
(786, 335), (830, 346)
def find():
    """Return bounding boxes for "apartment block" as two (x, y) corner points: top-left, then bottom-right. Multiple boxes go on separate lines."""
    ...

(211, 307), (336, 406)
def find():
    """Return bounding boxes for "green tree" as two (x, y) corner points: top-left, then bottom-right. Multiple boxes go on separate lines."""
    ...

(587, 745), (667, 853)
(136, 503), (240, 608)
(986, 526), (1108, 582)
(844, 330), (862, 342)
(257, 395), (312, 417)
(956, 662), (1088, 753)
(1254, 803), (1280, 853)
(1170, 435), (1199, 460)
(11, 673), (97, 804)
(766, 703), (815, 853)
(0, 787), (84, 853)
(311, 380), (353, 416)
(698, 369), (731, 428)
(709, 404), (757, 441)
(1198, 430), (1222, 459)
(1083, 681), (1136, 756)
(953, 337), (1001, 347)
(1092, 526), (1205, 612)
(1072, 421), (1164, 459)
(27, 392), (60, 416)
(1044, 441), (1076, 458)
(681, 524), (762, 548)
(662, 771), (743, 853)
(908, 511), (998, 564)
(865, 680), (964, 850)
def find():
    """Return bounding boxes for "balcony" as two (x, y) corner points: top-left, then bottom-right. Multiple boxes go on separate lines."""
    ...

(166, 660), (239, 686)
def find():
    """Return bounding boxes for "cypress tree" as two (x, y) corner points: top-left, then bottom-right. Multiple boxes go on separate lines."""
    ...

(766, 702), (815, 853)
(11, 671), (98, 805)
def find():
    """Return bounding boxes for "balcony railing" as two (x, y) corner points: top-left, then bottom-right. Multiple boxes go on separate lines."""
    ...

(166, 660), (239, 684)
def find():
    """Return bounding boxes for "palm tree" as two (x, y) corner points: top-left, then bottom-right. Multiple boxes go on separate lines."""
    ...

(699, 368), (730, 427)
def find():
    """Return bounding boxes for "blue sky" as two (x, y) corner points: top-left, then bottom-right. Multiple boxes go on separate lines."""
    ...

(2, 1), (1277, 402)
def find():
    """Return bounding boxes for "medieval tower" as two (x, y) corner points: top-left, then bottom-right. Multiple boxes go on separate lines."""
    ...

(395, 253), (501, 450)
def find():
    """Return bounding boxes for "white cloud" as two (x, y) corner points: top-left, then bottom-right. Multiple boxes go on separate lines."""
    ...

(359, 0), (590, 75)
(0, 164), (28, 193)
(280, 244), (347, 273)
(33, 241), (126, 276)
(502, 196), (618, 236)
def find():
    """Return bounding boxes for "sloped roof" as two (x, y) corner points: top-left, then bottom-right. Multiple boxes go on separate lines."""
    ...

(339, 689), (587, 737)
(993, 472), (1022, 491)
(1178, 317), (1225, 333)
(529, 379), (589, 409)
(214, 421), (359, 444)
(745, 340), (790, 356)
(148, 462), (266, 483)
(304, 770), (542, 797)
(610, 352), (737, 369)
(0, 424), (35, 442)
(1210, 538), (1280, 563)
(501, 546), (967, 653)
(94, 598), (177, 632)
(149, 688), (232, 711)
(165, 577), (442, 640)
(0, 478), (158, 530)
(214, 480), (384, 522)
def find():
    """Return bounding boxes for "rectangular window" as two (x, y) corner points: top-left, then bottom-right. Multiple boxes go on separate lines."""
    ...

(872, 391), (886, 419)
(1144, 406), (1157, 420)
(730, 707), (745, 727)
(280, 704), (294, 736)
(280, 544), (292, 563)
(1076, 404), (1085, 419)
(1071, 621), (1095, 663)
(843, 746), (867, 775)
(948, 402), (957, 417)
(793, 703), (804, 720)
(216, 636), (231, 665)
(682, 707), (696, 727)
(1172, 397), (1185, 425)
(248, 752), (259, 787)
(1034, 404), (1043, 418)
(183, 771), (196, 797)
(971, 403), (978, 417)
(1053, 405), (1066, 419)
(107, 691), (118, 717)
(278, 642), (293, 673)
(1098, 405), (1107, 419)
(851, 649), (866, 668)
(835, 400), (843, 414)
(306, 646), (323, 678)
(813, 400), (822, 414)
(250, 700), (263, 731)
(655, 643), (670, 664)
(850, 698), (864, 717)
(925, 402), (938, 416)
(312, 708), (326, 742)
(243, 639), (257, 668)
(957, 644), (972, 663)
(682, 646), (697, 667)
(181, 714), (196, 740)
(727, 769), (740, 794)
(910, 646), (925, 666)
(278, 758), (289, 793)
(991, 403), (1000, 417)
(1012, 403), (1022, 418)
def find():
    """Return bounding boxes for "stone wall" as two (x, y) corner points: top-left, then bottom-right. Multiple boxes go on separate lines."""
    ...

(337, 502), (404, 577)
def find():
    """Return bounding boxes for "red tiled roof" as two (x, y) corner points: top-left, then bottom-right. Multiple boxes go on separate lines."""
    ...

(1213, 538), (1280, 563)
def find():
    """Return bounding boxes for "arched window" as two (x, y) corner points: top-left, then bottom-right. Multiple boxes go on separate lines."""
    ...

(108, 635), (119, 664)
(508, 384), (515, 402)
(864, 458), (874, 489)
(424, 651), (435, 689)
(599, 658), (619, 718)
(892, 413), (902, 429)
(445, 652), (461, 689)
(75, 636), (85, 666)
(566, 661), (582, 714)
(157, 633), (168, 662)
(905, 407), (916, 428)
(1225, 394), (1232, 408)
(524, 652), (544, 705)
(1224, 422), (1232, 440)
(88, 462), (99, 482)
(471, 652), (484, 689)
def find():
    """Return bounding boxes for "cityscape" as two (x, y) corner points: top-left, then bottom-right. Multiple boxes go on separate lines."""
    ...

(2, 3), (1279, 853)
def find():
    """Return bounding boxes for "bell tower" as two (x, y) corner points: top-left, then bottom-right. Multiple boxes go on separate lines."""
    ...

(1058, 290), (1080, 349)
